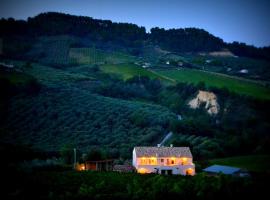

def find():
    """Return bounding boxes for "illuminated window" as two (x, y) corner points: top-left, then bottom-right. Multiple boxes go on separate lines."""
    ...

(141, 158), (147, 165)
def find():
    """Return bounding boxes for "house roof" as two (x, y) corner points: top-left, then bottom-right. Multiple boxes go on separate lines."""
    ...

(134, 146), (192, 158)
(203, 165), (241, 174)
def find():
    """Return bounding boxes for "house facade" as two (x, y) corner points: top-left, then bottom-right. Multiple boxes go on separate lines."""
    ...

(132, 146), (195, 175)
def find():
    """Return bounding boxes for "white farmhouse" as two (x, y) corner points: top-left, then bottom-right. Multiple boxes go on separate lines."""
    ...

(132, 146), (195, 175)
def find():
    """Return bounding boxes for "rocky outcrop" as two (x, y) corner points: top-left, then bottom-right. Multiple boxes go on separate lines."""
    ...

(188, 90), (219, 115)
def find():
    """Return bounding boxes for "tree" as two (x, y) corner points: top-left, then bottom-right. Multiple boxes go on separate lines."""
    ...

(60, 144), (74, 164)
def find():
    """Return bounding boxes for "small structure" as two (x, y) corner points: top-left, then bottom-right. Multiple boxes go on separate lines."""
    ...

(132, 146), (195, 175)
(203, 165), (249, 177)
(239, 69), (248, 74)
(113, 164), (134, 173)
(178, 61), (183, 67)
(142, 62), (150, 68)
(85, 159), (114, 171)
(0, 62), (14, 72)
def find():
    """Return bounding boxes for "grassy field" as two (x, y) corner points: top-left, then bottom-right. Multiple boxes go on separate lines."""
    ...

(210, 155), (270, 172)
(156, 68), (270, 100)
(100, 63), (175, 83)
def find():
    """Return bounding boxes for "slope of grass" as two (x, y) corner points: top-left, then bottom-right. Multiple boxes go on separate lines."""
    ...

(100, 63), (175, 83)
(209, 155), (270, 172)
(156, 68), (270, 100)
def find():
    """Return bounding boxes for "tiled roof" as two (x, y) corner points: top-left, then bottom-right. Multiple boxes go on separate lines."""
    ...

(203, 165), (241, 174)
(134, 146), (192, 158)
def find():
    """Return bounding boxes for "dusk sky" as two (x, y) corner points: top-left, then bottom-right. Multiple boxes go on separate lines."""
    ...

(0, 0), (269, 47)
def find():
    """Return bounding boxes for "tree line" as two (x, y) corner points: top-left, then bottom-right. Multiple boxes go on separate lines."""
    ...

(1, 12), (269, 59)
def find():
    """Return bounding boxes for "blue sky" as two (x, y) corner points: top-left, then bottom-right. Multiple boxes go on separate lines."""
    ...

(0, 0), (269, 47)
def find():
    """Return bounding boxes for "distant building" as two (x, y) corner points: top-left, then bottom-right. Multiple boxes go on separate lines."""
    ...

(203, 165), (249, 177)
(142, 62), (150, 68)
(178, 61), (183, 67)
(0, 62), (14, 69)
(239, 69), (248, 74)
(132, 146), (195, 175)
(84, 159), (114, 171)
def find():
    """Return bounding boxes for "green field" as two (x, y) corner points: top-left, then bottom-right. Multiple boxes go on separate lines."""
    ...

(210, 155), (270, 172)
(156, 68), (270, 100)
(100, 63), (175, 83)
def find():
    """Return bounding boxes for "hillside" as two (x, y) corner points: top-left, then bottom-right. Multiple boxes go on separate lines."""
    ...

(0, 12), (270, 162)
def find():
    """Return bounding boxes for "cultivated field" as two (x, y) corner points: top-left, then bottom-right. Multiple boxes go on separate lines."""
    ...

(100, 63), (174, 83)
(156, 68), (270, 100)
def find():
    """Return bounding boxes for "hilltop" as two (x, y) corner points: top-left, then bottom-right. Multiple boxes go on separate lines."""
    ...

(1, 12), (269, 61)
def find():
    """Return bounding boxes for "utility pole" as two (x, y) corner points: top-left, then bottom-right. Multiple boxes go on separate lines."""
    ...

(73, 148), (76, 169)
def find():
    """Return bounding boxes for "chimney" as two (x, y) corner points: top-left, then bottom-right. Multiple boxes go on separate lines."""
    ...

(170, 144), (173, 147)
(157, 144), (161, 147)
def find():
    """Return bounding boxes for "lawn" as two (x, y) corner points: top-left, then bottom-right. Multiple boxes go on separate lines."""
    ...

(209, 155), (270, 173)
(156, 68), (270, 100)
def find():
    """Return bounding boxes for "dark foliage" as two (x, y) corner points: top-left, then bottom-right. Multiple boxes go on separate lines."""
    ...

(1, 12), (269, 60)
(3, 169), (269, 200)
(150, 27), (224, 52)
